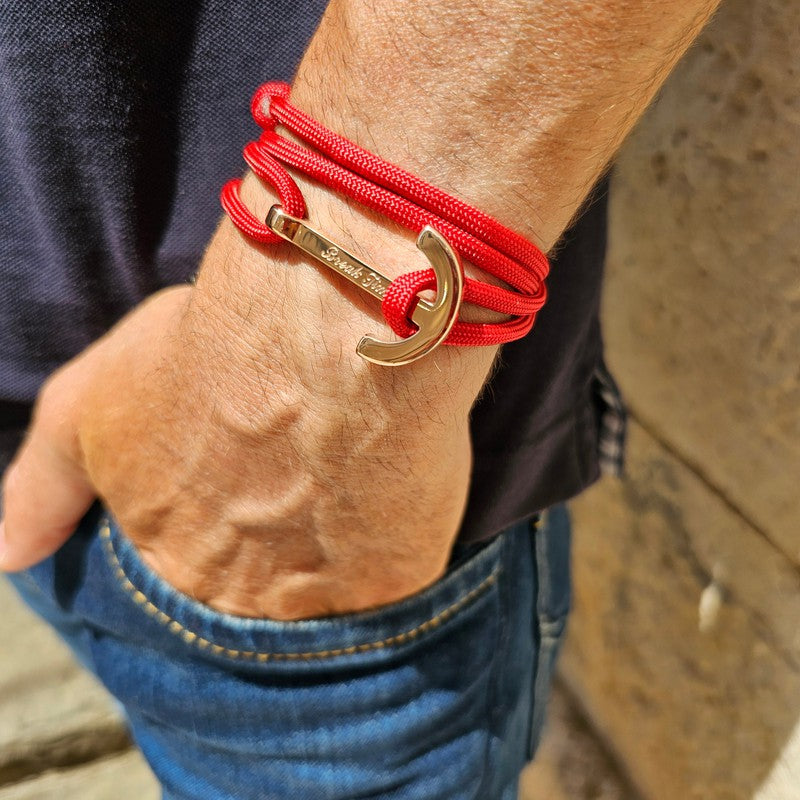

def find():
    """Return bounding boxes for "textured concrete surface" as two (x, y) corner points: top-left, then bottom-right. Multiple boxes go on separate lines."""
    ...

(561, 0), (800, 796)
(0, 579), (129, 785)
(563, 424), (800, 800)
(0, 575), (157, 797)
(604, 0), (800, 568)
(0, 752), (157, 800)
(521, 685), (639, 800)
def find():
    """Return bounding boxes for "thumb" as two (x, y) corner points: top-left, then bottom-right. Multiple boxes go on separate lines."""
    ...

(0, 365), (96, 572)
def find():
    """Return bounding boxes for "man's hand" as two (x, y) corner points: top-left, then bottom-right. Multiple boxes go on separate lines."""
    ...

(0, 0), (721, 619)
(0, 208), (494, 618)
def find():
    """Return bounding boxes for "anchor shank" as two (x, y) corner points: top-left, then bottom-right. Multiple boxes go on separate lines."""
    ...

(266, 207), (434, 325)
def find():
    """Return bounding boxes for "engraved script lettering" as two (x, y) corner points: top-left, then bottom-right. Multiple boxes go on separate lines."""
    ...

(320, 247), (364, 280)
(361, 272), (388, 298)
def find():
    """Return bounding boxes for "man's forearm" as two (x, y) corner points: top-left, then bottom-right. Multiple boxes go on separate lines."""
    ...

(198, 0), (720, 410)
(293, 0), (720, 251)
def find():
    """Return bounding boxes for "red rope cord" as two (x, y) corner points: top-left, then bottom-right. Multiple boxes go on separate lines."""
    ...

(221, 81), (550, 347)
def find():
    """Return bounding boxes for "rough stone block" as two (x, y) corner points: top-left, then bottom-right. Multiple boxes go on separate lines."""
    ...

(562, 423), (800, 799)
(0, 579), (129, 784)
(605, 0), (800, 567)
(521, 684), (639, 800)
(0, 751), (157, 800)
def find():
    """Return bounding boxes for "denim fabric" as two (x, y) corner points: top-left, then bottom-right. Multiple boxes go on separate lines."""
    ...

(8, 505), (571, 800)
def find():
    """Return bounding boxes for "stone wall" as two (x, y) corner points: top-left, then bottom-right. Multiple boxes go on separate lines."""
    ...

(561, 0), (800, 797)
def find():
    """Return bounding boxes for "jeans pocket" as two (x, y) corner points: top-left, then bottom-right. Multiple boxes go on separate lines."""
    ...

(65, 509), (509, 800)
(90, 510), (504, 669)
(526, 505), (572, 759)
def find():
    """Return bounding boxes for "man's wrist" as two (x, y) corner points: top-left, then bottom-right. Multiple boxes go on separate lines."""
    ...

(191, 0), (721, 420)
(190, 168), (501, 411)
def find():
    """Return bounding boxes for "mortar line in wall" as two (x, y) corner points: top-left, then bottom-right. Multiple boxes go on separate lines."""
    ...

(625, 407), (800, 576)
(0, 736), (135, 790)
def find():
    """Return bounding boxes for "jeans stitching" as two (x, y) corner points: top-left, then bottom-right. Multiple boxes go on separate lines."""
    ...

(527, 513), (569, 758)
(99, 519), (501, 662)
(473, 527), (510, 800)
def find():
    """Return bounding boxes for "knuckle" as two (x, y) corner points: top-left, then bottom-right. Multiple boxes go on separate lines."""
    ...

(33, 365), (74, 423)
(2, 461), (21, 507)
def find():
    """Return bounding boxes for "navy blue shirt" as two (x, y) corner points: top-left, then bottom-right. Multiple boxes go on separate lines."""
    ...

(0, 1), (619, 543)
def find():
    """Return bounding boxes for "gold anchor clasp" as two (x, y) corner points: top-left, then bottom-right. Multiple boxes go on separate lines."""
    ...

(266, 206), (464, 366)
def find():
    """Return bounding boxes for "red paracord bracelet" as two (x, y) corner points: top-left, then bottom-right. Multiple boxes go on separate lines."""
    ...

(221, 81), (549, 364)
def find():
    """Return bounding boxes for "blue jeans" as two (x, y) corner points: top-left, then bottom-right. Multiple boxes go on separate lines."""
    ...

(8, 505), (571, 800)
